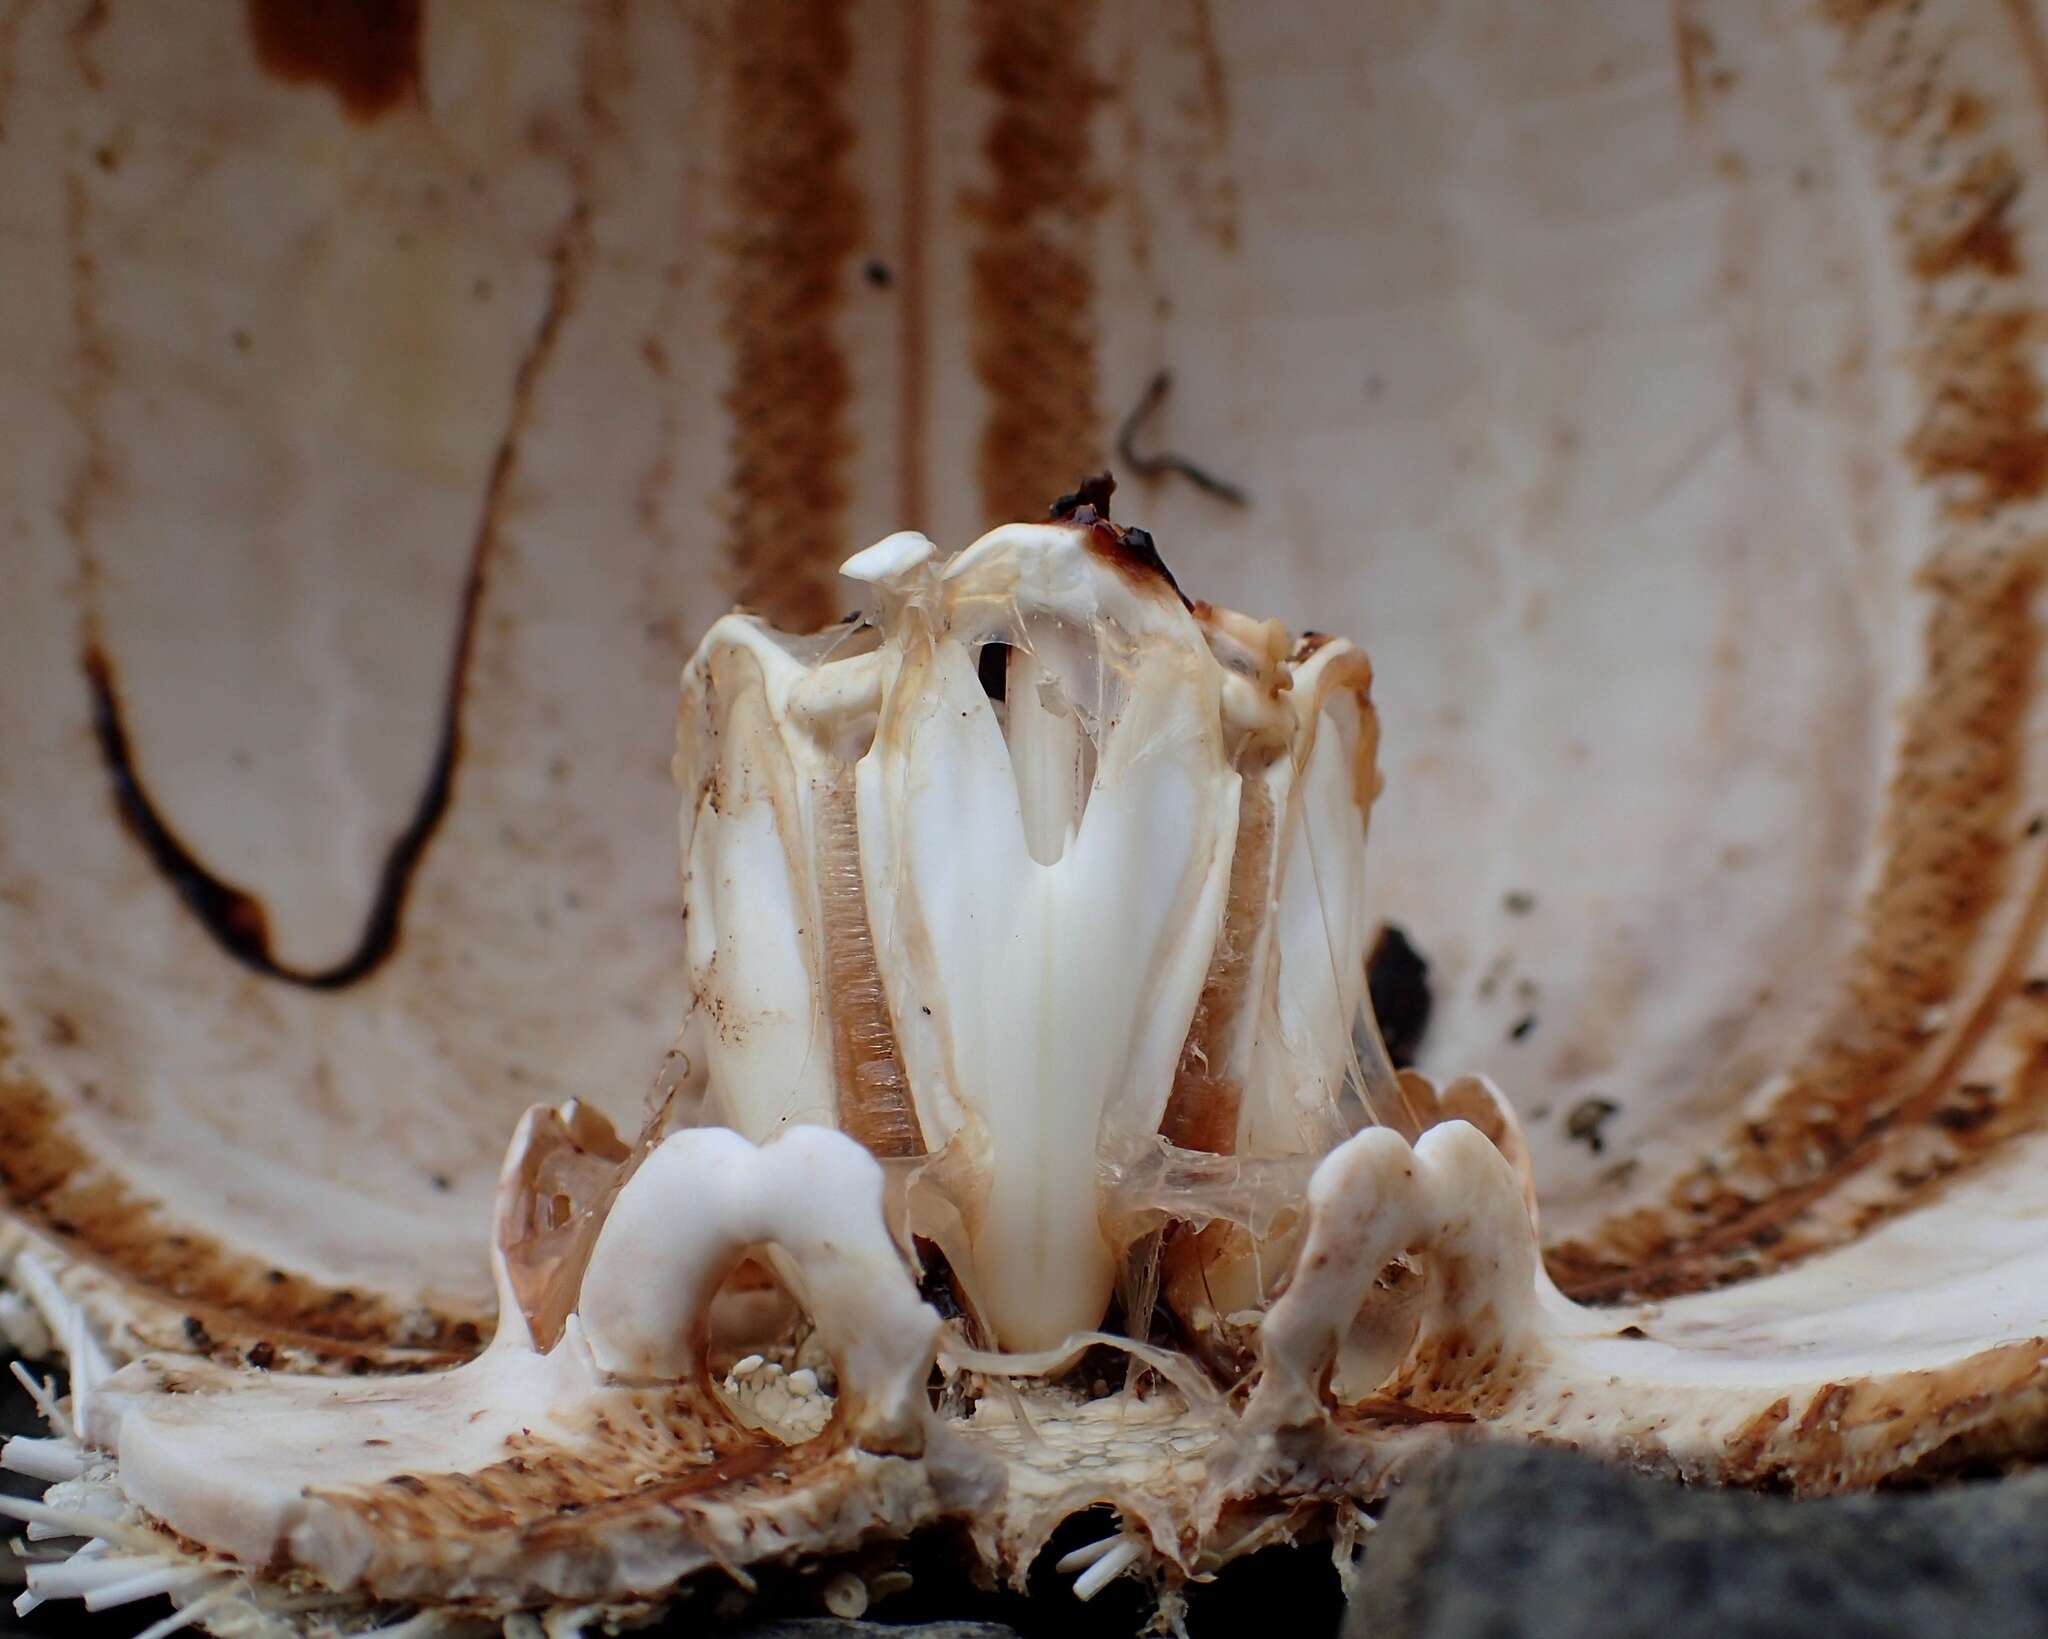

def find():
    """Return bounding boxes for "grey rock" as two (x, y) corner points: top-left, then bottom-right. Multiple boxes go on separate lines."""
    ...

(731, 1625), (1021, 1639)
(1348, 1442), (2048, 1639)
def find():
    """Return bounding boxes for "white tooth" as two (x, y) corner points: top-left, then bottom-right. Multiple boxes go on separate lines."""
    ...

(1003, 643), (1086, 868)
(840, 530), (937, 584)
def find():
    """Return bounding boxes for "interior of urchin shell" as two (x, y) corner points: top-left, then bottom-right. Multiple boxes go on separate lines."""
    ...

(15, 496), (2048, 1639)
(2, 496), (1432, 1631)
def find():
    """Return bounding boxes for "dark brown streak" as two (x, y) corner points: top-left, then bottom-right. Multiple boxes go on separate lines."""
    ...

(1115, 370), (1248, 506)
(83, 205), (591, 992)
(0, 0), (35, 141)
(897, 0), (930, 529)
(719, 0), (862, 631)
(67, 0), (105, 91)
(246, 0), (422, 122)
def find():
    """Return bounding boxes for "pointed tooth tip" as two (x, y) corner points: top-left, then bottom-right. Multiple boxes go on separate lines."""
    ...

(841, 531), (938, 584)
(945, 521), (1088, 582)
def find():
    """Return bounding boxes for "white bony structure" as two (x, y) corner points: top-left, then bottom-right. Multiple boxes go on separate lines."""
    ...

(674, 492), (1388, 1353)
(12, 511), (2048, 1636)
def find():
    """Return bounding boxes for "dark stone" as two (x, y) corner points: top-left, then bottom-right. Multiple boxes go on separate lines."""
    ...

(1346, 1443), (2048, 1639)
(732, 1625), (1021, 1638)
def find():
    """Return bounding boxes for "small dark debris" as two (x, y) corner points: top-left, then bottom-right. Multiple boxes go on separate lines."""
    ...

(246, 1340), (276, 1369)
(1933, 1099), (1997, 1134)
(182, 1314), (214, 1352)
(449, 1320), (482, 1349)
(1114, 371), (1249, 506)
(349, 1354), (373, 1375)
(914, 1238), (967, 1325)
(1503, 890), (1536, 915)
(863, 259), (893, 288)
(1049, 475), (1196, 610)
(2027, 813), (2046, 838)
(1117, 525), (1177, 588)
(1615, 1324), (1648, 1340)
(1367, 923), (1433, 1070)
(2026, 977), (2048, 998)
(265, 1268), (288, 1284)
(1050, 471), (1119, 520)
(1509, 1013), (1537, 1043)
(231, 327), (252, 353)
(429, 1172), (451, 1192)
(1565, 1096), (1620, 1155)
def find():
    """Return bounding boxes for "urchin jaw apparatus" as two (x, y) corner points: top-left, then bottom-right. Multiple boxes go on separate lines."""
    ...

(1, 494), (1626, 1636)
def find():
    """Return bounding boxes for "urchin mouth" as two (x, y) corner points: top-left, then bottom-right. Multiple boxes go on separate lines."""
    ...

(671, 484), (1397, 1355)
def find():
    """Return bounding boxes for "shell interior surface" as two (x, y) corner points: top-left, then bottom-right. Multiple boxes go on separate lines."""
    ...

(8, 0), (2048, 1631)
(11, 516), (2048, 1633)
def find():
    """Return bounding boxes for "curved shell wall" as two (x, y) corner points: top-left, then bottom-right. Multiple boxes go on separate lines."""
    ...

(2, 0), (2047, 1368)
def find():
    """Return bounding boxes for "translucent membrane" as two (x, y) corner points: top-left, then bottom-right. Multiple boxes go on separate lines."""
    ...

(1159, 778), (1276, 1155)
(499, 1102), (633, 1351)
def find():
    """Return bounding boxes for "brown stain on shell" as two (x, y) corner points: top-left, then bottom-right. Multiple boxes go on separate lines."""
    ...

(0, 1020), (487, 1359)
(247, 0), (422, 121)
(1555, 0), (2048, 1303)
(719, 0), (863, 632)
(318, 1384), (801, 1590)
(967, 0), (1106, 527)
(1553, 547), (2047, 1300)
(0, 0), (34, 141)
(1716, 1341), (2048, 1492)
(1672, 6), (1735, 121)
(1904, 149), (2025, 282)
(1906, 310), (2048, 514)
(70, 192), (588, 991)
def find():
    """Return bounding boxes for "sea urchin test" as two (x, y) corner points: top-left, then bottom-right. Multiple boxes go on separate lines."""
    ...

(15, 491), (2048, 1636)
